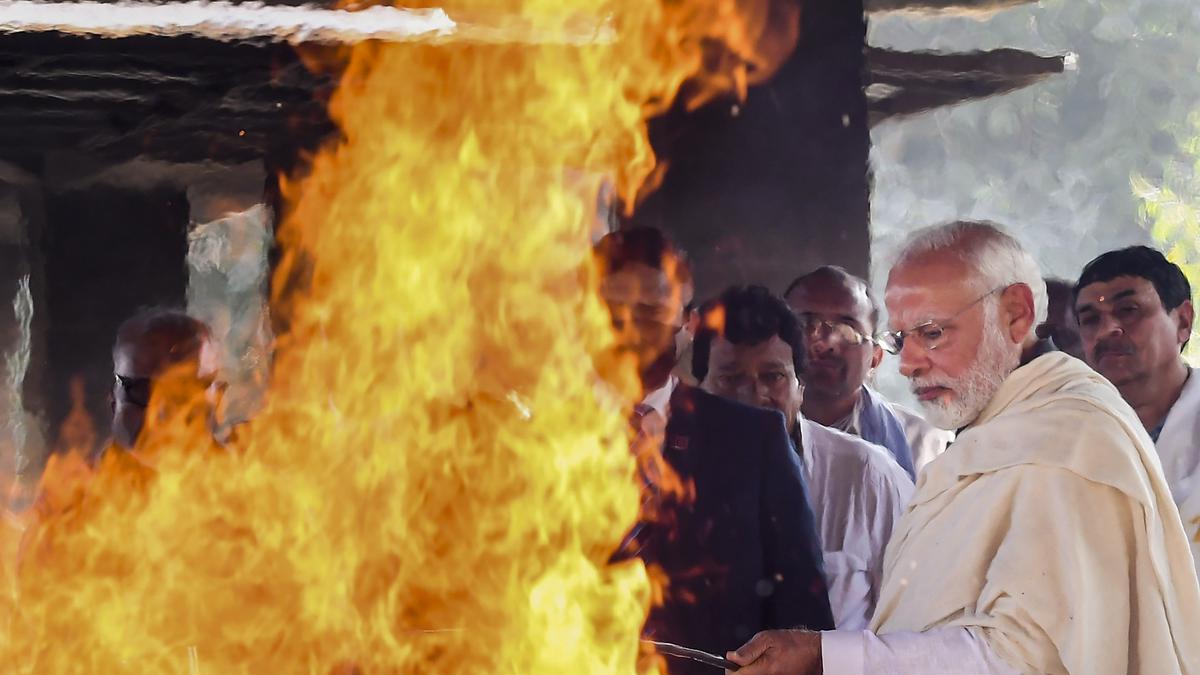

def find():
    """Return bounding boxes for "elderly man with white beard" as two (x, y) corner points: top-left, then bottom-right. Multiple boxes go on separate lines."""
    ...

(726, 221), (1200, 675)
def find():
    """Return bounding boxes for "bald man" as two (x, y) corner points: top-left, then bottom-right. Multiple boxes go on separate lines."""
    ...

(109, 309), (221, 453)
(785, 267), (951, 476)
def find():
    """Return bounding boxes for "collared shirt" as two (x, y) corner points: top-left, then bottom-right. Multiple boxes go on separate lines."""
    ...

(1155, 367), (1199, 501)
(641, 376), (678, 418)
(793, 417), (914, 630)
(1022, 337), (1058, 364)
(1154, 366), (1200, 575)
(833, 387), (953, 475)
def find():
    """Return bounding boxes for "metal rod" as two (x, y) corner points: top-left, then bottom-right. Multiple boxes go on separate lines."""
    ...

(642, 640), (739, 671)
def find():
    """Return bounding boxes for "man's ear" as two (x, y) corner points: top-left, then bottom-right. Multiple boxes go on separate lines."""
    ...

(1174, 299), (1195, 347)
(870, 343), (884, 370)
(1001, 283), (1037, 343)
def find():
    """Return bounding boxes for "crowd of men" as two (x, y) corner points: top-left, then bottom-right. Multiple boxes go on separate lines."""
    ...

(101, 220), (1200, 674)
(597, 221), (1199, 675)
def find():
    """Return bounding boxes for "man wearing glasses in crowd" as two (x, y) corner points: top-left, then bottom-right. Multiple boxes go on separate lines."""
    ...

(785, 267), (951, 477)
(109, 308), (224, 456)
(1073, 246), (1200, 575)
(693, 285), (913, 631)
(729, 221), (1200, 675)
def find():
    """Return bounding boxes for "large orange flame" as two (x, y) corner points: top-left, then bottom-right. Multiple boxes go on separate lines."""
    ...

(2, 1), (800, 672)
(53, 375), (97, 458)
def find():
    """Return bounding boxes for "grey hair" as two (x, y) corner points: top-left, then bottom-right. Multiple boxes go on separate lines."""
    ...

(891, 221), (1048, 334)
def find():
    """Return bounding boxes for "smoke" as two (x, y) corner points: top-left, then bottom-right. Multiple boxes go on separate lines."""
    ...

(0, 0), (455, 43)
(4, 275), (33, 477)
(0, 0), (616, 45)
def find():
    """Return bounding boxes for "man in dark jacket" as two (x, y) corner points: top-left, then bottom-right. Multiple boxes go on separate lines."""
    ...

(596, 227), (832, 670)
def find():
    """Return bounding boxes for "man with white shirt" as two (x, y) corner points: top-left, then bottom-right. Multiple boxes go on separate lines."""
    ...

(693, 285), (913, 630)
(1074, 246), (1200, 572)
(728, 221), (1200, 675)
(594, 227), (833, 672)
(785, 267), (952, 476)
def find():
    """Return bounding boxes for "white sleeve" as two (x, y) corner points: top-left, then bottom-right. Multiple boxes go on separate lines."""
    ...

(820, 432), (912, 629)
(865, 461), (915, 614)
(821, 627), (1024, 675)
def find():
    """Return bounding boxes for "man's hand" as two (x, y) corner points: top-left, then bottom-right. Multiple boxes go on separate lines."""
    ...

(725, 629), (822, 675)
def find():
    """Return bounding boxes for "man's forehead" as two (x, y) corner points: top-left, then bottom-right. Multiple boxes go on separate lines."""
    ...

(113, 340), (165, 378)
(788, 277), (871, 322)
(1075, 276), (1157, 308)
(711, 335), (794, 367)
(599, 264), (676, 301)
(884, 260), (976, 327)
(114, 334), (209, 378)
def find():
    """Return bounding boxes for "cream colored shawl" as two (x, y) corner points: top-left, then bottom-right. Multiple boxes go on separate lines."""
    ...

(871, 353), (1200, 674)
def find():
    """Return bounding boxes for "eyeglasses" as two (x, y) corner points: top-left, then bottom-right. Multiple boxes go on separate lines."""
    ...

(605, 301), (681, 329)
(113, 374), (152, 408)
(877, 286), (1006, 355)
(711, 369), (799, 396)
(112, 371), (220, 409)
(797, 314), (874, 349)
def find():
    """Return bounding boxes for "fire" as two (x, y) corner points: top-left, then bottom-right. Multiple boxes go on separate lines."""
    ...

(53, 375), (96, 457)
(1, 1), (799, 672)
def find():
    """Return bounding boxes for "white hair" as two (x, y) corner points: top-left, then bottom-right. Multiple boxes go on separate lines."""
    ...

(891, 221), (1048, 335)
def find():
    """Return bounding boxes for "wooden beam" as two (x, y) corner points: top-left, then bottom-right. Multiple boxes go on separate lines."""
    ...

(866, 47), (1066, 125)
(866, 0), (1035, 13)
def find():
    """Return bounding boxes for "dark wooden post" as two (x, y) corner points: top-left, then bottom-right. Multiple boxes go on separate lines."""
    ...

(636, 0), (871, 300)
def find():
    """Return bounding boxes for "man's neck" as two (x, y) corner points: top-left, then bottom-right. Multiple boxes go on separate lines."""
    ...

(1019, 335), (1054, 367)
(641, 373), (668, 393)
(1120, 359), (1191, 431)
(789, 416), (804, 457)
(640, 353), (676, 396)
(801, 388), (861, 427)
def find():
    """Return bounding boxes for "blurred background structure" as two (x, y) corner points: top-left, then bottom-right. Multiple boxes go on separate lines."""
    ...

(0, 0), (1195, 473)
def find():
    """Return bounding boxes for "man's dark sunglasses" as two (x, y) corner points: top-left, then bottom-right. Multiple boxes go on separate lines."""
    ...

(113, 374), (152, 408)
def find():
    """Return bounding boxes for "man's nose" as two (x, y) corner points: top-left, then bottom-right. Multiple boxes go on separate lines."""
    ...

(898, 340), (930, 379)
(809, 333), (837, 354)
(610, 313), (636, 339)
(1097, 312), (1124, 337)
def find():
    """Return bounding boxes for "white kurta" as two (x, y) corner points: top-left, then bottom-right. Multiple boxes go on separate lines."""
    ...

(796, 418), (913, 630)
(861, 353), (1200, 674)
(1155, 366), (1200, 575)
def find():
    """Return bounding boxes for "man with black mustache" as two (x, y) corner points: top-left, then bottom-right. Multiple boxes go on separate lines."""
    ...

(693, 285), (912, 631)
(1074, 245), (1199, 575)
(785, 267), (951, 477)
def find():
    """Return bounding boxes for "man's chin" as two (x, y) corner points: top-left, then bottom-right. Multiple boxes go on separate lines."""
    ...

(804, 375), (848, 399)
(1094, 362), (1140, 388)
(917, 398), (976, 431)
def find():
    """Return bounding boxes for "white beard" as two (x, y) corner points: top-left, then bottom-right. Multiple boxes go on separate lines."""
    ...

(911, 301), (1020, 430)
